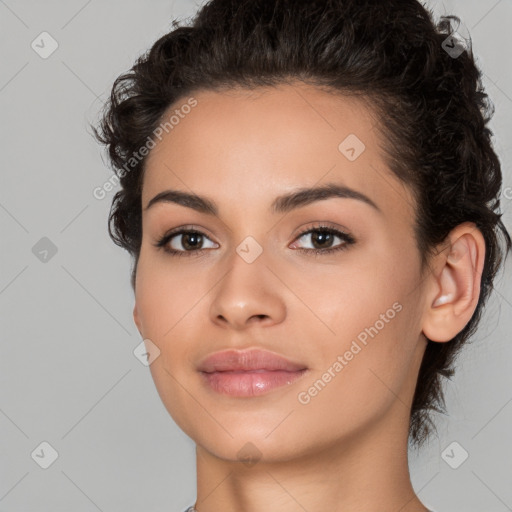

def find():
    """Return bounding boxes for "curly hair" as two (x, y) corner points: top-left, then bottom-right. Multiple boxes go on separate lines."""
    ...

(93, 0), (511, 447)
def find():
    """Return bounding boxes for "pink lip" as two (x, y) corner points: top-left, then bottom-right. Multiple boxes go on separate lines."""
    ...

(198, 349), (308, 397)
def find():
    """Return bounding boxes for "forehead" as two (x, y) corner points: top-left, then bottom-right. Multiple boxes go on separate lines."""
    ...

(142, 82), (416, 221)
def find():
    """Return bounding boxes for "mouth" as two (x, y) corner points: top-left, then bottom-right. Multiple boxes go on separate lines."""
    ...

(197, 348), (308, 397)
(200, 368), (309, 397)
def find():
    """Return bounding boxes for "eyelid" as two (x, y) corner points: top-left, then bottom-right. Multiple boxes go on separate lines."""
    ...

(158, 224), (217, 242)
(291, 221), (351, 239)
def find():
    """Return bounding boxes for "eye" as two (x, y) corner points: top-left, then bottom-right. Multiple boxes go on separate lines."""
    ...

(154, 226), (218, 257)
(154, 223), (355, 258)
(290, 224), (355, 255)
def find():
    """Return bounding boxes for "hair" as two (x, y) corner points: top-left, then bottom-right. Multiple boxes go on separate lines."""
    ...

(93, 0), (511, 447)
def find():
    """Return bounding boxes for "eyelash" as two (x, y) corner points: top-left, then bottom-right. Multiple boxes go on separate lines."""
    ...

(153, 223), (356, 258)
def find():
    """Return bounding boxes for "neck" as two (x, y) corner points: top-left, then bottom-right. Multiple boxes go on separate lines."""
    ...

(193, 400), (429, 512)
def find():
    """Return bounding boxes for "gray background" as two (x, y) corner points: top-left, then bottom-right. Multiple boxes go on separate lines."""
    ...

(0, 1), (511, 511)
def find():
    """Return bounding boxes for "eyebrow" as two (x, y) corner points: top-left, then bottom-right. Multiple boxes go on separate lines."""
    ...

(144, 182), (381, 215)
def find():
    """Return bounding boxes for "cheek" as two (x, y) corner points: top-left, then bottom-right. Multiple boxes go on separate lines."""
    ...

(299, 250), (406, 343)
(135, 250), (206, 337)
(135, 256), (207, 430)
(293, 300), (420, 444)
(309, 249), (422, 393)
(134, 258), (198, 395)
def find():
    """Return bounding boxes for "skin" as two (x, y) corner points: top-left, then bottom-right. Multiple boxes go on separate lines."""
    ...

(132, 82), (485, 512)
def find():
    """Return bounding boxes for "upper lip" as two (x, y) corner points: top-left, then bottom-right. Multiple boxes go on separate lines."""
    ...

(197, 348), (307, 373)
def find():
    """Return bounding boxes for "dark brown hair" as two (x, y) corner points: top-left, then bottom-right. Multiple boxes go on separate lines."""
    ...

(93, 0), (511, 447)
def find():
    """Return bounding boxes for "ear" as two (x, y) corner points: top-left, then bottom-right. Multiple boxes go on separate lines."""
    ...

(422, 222), (486, 343)
(133, 302), (143, 337)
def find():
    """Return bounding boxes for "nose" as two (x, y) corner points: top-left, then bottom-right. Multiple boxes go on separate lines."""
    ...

(209, 250), (286, 330)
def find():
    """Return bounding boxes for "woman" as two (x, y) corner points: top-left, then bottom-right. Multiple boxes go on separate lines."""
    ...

(94, 0), (511, 510)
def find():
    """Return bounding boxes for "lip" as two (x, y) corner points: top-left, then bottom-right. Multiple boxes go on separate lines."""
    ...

(198, 348), (308, 397)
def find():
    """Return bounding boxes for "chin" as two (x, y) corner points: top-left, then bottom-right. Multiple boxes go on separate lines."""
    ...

(196, 434), (308, 465)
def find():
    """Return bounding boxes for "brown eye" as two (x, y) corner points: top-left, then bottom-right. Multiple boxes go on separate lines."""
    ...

(290, 226), (355, 255)
(155, 228), (219, 256)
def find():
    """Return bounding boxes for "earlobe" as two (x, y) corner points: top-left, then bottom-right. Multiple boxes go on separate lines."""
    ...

(422, 223), (485, 343)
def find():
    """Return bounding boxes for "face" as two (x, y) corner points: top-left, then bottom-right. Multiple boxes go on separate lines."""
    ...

(133, 82), (429, 463)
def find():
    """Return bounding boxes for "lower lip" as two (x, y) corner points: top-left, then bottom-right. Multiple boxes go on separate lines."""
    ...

(200, 369), (307, 397)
